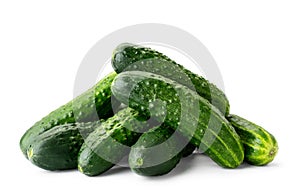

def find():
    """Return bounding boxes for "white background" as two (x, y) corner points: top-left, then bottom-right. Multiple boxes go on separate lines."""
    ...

(1, 0), (299, 189)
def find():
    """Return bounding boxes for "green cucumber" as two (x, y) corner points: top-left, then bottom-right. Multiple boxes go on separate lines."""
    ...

(27, 121), (101, 170)
(227, 114), (278, 165)
(111, 71), (244, 168)
(78, 107), (151, 176)
(111, 43), (230, 115)
(129, 126), (195, 176)
(20, 72), (118, 158)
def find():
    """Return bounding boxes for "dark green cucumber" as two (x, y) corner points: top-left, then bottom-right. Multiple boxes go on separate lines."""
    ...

(27, 121), (101, 170)
(227, 114), (278, 166)
(112, 43), (230, 115)
(129, 126), (195, 176)
(112, 71), (244, 168)
(78, 108), (151, 176)
(20, 72), (118, 158)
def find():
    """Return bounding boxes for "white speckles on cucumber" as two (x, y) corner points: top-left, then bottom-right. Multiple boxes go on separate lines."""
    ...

(63, 114), (68, 119)
(68, 112), (73, 117)
(112, 71), (244, 168)
(53, 120), (59, 126)
(149, 103), (154, 108)
(78, 107), (151, 175)
(111, 43), (230, 115)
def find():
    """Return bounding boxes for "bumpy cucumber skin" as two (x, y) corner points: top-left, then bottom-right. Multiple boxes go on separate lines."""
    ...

(227, 114), (278, 166)
(20, 72), (118, 158)
(112, 71), (244, 168)
(111, 43), (229, 115)
(78, 108), (151, 176)
(129, 126), (194, 176)
(27, 122), (100, 170)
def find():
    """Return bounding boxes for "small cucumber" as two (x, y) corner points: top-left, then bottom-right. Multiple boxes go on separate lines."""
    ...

(20, 72), (118, 158)
(78, 108), (151, 176)
(112, 43), (230, 115)
(129, 126), (195, 176)
(111, 71), (244, 168)
(227, 114), (278, 165)
(27, 121), (100, 170)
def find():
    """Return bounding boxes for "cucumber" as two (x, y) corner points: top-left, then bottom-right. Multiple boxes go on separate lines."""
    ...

(227, 114), (278, 165)
(111, 43), (230, 115)
(111, 71), (244, 168)
(78, 107), (152, 176)
(27, 121), (101, 170)
(20, 72), (118, 158)
(129, 126), (195, 176)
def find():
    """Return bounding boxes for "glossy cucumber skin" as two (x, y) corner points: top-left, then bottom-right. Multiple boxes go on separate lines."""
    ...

(77, 108), (151, 176)
(129, 126), (195, 176)
(20, 72), (118, 158)
(27, 122), (100, 170)
(111, 43), (229, 115)
(111, 71), (244, 168)
(227, 114), (278, 165)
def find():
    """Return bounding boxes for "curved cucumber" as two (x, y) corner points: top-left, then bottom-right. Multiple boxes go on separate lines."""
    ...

(129, 126), (195, 176)
(78, 108), (151, 176)
(27, 122), (100, 170)
(227, 114), (278, 165)
(20, 72), (118, 158)
(112, 43), (230, 115)
(111, 71), (244, 168)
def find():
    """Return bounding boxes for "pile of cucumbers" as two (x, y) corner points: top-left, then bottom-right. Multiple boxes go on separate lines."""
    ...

(20, 43), (278, 176)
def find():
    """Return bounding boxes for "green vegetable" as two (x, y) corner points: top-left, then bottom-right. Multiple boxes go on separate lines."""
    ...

(129, 126), (195, 176)
(227, 114), (278, 165)
(20, 72), (118, 158)
(111, 43), (230, 115)
(78, 108), (151, 176)
(27, 122), (101, 170)
(111, 71), (244, 168)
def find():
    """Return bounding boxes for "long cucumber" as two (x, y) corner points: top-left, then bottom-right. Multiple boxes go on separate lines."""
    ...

(77, 108), (151, 176)
(112, 43), (230, 115)
(111, 71), (244, 168)
(27, 121), (101, 170)
(20, 72), (118, 158)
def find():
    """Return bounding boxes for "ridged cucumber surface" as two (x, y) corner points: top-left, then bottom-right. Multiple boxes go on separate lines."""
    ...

(78, 108), (151, 176)
(112, 43), (229, 115)
(27, 121), (100, 170)
(227, 114), (278, 165)
(129, 126), (195, 176)
(20, 72), (118, 158)
(111, 71), (244, 168)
